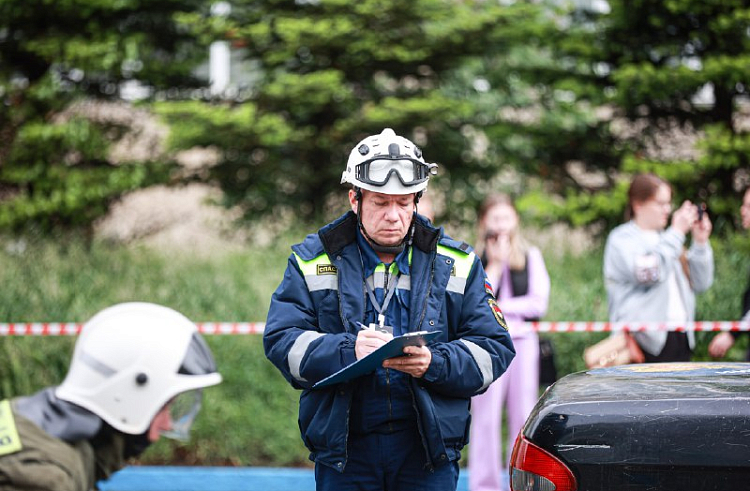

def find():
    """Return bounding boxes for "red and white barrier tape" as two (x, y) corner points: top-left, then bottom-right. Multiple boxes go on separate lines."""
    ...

(195, 322), (267, 335)
(0, 323), (84, 336)
(527, 320), (750, 333)
(1, 321), (749, 336)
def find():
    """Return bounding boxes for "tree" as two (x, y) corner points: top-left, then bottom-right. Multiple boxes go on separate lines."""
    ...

(483, 0), (750, 233)
(161, 0), (550, 225)
(0, 0), (210, 233)
(603, 0), (750, 232)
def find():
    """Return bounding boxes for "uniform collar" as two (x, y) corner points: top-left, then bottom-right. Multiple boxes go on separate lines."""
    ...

(14, 387), (103, 441)
(355, 227), (411, 277)
(317, 211), (440, 258)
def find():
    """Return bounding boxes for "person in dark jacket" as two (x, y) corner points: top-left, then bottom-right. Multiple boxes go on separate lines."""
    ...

(263, 128), (516, 491)
(709, 186), (750, 360)
(0, 302), (222, 491)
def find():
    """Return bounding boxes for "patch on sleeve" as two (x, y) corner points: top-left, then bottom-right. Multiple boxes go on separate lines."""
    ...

(484, 277), (496, 297)
(487, 299), (508, 330)
(0, 400), (22, 456)
(635, 253), (659, 283)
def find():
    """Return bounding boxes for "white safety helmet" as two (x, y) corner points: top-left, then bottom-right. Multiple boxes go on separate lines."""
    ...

(341, 128), (438, 195)
(56, 302), (222, 438)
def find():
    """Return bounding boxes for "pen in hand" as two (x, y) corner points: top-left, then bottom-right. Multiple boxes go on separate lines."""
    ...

(355, 322), (393, 359)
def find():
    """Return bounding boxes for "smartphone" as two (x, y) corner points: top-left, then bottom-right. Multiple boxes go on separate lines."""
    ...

(696, 203), (706, 221)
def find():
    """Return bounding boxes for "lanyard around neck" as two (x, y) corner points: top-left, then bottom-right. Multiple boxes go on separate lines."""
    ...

(365, 269), (401, 328)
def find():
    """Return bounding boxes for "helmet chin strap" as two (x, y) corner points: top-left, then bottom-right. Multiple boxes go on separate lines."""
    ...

(356, 188), (419, 256)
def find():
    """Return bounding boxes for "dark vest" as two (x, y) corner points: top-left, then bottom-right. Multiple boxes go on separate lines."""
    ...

(509, 265), (540, 322)
(503, 255), (556, 384)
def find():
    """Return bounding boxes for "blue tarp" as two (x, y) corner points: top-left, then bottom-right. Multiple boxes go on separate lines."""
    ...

(99, 466), (482, 491)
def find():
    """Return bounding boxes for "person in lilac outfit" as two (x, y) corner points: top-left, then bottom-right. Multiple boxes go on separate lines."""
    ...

(468, 194), (550, 491)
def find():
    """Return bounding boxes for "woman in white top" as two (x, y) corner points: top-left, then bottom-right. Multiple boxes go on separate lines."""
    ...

(603, 173), (714, 361)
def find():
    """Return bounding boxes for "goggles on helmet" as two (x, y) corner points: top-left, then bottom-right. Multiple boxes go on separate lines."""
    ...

(160, 389), (202, 441)
(355, 156), (438, 188)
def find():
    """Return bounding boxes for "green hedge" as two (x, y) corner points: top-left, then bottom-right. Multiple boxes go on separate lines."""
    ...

(1, 233), (747, 466)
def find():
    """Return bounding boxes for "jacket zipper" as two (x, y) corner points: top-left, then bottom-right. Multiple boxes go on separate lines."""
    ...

(384, 262), (393, 431)
(411, 248), (436, 469)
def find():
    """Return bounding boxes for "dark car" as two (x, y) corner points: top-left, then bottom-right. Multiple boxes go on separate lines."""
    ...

(510, 362), (750, 491)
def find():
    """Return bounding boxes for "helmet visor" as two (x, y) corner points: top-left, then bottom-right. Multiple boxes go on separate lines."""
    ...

(161, 389), (202, 441)
(180, 332), (218, 376)
(355, 157), (435, 187)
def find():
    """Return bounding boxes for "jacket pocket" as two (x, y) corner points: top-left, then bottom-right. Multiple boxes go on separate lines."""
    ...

(299, 389), (349, 454)
(313, 290), (344, 333)
(432, 395), (471, 448)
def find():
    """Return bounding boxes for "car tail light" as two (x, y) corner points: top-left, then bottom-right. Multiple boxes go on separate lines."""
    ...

(510, 434), (577, 491)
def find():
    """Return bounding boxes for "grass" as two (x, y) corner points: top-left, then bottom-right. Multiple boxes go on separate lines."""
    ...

(0, 234), (307, 466)
(1, 231), (748, 466)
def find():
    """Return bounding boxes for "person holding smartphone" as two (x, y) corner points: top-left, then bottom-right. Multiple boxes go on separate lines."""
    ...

(603, 173), (714, 362)
(468, 194), (550, 491)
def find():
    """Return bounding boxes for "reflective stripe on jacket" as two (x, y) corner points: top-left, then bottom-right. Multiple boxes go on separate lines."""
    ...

(263, 212), (516, 471)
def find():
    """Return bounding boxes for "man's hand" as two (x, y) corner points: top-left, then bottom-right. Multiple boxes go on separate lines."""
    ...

(382, 345), (432, 378)
(355, 329), (393, 360)
(708, 332), (735, 358)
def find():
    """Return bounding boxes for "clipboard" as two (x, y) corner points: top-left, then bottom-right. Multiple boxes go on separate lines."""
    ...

(312, 330), (440, 388)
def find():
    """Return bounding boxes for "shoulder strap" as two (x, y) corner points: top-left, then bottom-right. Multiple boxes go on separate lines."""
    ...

(679, 249), (692, 289)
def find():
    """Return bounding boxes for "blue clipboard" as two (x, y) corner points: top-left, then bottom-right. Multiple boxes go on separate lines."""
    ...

(312, 330), (441, 389)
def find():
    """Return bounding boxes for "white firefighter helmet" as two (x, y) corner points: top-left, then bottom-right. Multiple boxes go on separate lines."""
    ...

(341, 128), (438, 195)
(56, 302), (222, 437)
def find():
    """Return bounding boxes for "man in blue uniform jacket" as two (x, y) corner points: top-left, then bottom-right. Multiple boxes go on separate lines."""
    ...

(264, 128), (515, 491)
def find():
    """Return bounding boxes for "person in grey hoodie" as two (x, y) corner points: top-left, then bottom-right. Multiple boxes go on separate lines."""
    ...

(603, 173), (714, 361)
